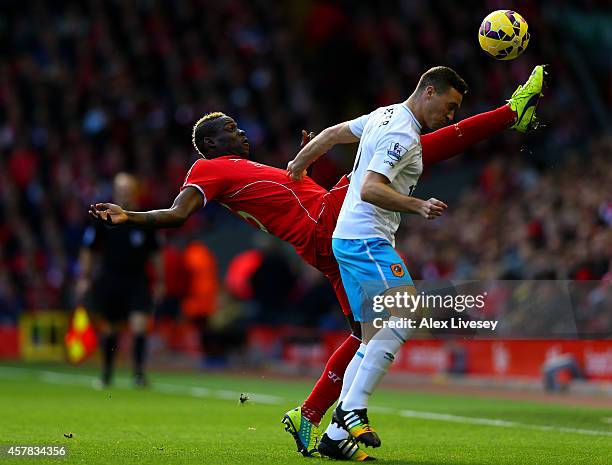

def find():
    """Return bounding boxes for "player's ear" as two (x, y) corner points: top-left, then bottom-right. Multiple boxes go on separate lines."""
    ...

(203, 137), (215, 150)
(425, 85), (435, 98)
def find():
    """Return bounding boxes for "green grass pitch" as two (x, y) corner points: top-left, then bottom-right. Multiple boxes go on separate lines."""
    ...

(0, 363), (610, 464)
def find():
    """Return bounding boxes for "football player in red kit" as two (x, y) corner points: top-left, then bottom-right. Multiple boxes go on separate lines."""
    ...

(89, 81), (541, 461)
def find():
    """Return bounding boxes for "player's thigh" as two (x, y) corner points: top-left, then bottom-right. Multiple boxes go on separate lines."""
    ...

(335, 261), (367, 322)
(332, 238), (402, 322)
(331, 239), (372, 318)
(357, 238), (415, 319)
(315, 253), (362, 337)
(362, 238), (414, 284)
(370, 239), (417, 311)
(321, 259), (353, 316)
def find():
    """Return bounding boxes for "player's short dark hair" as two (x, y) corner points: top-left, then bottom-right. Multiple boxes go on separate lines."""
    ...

(416, 66), (468, 95)
(192, 112), (226, 156)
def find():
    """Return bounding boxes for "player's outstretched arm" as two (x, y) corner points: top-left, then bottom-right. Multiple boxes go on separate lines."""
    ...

(361, 171), (447, 220)
(88, 187), (204, 228)
(287, 122), (358, 180)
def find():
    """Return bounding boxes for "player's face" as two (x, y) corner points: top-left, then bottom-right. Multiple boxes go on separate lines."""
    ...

(424, 86), (463, 130)
(212, 117), (250, 157)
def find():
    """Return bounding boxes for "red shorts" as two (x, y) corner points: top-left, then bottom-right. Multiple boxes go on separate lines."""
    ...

(295, 175), (351, 316)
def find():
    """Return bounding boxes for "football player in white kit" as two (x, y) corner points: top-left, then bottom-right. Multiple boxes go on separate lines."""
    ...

(287, 65), (545, 460)
(291, 66), (466, 459)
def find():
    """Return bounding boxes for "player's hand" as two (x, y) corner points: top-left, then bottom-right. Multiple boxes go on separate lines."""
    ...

(287, 158), (308, 180)
(418, 198), (448, 220)
(89, 203), (128, 225)
(287, 130), (315, 180)
(300, 129), (315, 149)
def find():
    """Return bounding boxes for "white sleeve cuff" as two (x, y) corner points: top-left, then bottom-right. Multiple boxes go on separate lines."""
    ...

(183, 184), (207, 206)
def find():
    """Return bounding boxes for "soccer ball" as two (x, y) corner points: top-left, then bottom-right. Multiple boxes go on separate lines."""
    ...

(478, 10), (530, 60)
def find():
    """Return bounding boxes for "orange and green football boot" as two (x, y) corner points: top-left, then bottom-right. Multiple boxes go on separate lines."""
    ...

(318, 433), (376, 461)
(334, 403), (381, 448)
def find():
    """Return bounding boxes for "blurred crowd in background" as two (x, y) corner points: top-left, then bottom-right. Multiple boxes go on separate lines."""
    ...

(0, 1), (610, 335)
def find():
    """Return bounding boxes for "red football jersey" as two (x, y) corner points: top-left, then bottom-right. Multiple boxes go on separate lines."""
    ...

(182, 156), (334, 252)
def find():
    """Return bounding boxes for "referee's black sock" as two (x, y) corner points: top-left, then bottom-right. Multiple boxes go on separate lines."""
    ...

(102, 333), (118, 385)
(133, 333), (147, 379)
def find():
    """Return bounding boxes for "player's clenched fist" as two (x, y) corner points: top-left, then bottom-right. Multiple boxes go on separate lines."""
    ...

(286, 159), (307, 180)
(418, 197), (447, 220)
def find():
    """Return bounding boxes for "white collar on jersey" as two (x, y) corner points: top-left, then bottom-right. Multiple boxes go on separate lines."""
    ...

(401, 103), (422, 131)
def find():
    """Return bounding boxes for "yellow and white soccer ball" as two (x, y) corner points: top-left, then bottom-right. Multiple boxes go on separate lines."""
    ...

(478, 10), (530, 60)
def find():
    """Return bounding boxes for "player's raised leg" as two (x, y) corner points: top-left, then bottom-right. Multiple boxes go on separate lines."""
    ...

(420, 64), (546, 166)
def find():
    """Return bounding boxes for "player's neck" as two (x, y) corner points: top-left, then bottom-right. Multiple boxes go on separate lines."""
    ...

(207, 152), (245, 159)
(405, 95), (426, 129)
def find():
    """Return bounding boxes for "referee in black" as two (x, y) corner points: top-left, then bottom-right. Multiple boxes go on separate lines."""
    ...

(76, 173), (164, 387)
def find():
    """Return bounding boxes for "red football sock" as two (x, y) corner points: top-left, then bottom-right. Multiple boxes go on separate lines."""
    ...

(301, 334), (361, 425)
(421, 104), (516, 167)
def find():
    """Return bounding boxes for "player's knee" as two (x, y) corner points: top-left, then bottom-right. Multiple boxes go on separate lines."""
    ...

(346, 315), (362, 339)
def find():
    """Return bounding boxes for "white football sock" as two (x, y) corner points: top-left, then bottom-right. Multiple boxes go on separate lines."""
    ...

(339, 342), (366, 402)
(324, 342), (366, 441)
(341, 317), (409, 411)
(326, 421), (349, 440)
